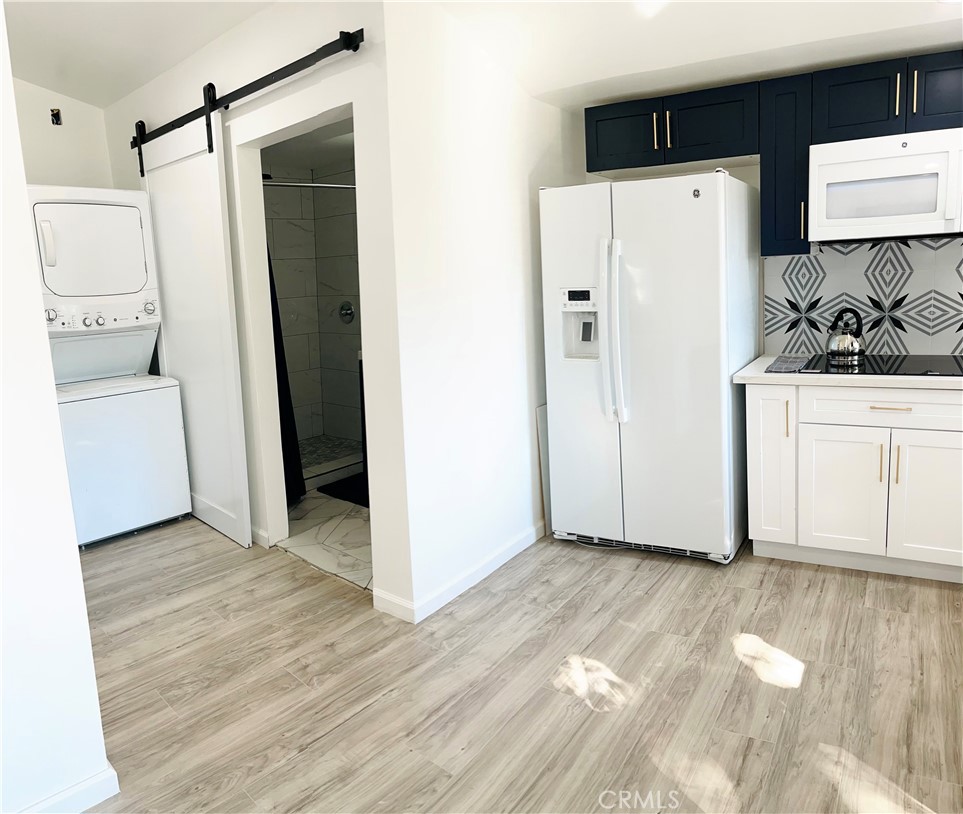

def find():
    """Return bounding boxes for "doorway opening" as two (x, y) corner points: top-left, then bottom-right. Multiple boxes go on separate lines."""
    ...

(260, 120), (370, 590)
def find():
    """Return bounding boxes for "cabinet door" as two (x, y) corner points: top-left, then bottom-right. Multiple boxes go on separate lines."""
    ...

(760, 75), (812, 257)
(663, 83), (758, 165)
(812, 58), (907, 143)
(887, 429), (962, 565)
(746, 385), (797, 544)
(798, 423), (890, 556)
(907, 50), (963, 133)
(585, 99), (665, 173)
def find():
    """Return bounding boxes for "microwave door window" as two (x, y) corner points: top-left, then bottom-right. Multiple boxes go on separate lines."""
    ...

(825, 173), (939, 219)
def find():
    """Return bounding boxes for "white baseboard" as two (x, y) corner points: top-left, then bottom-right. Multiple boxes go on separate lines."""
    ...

(374, 520), (545, 624)
(23, 763), (119, 813)
(251, 525), (270, 548)
(372, 588), (416, 623)
(754, 540), (963, 584)
(410, 520), (545, 622)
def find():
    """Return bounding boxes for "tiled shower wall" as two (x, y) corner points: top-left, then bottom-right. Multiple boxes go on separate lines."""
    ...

(313, 157), (362, 442)
(763, 238), (963, 356)
(263, 164), (322, 440)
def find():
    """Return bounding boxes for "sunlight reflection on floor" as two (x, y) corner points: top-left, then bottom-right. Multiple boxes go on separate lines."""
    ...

(731, 633), (805, 688)
(819, 744), (934, 814)
(552, 655), (635, 712)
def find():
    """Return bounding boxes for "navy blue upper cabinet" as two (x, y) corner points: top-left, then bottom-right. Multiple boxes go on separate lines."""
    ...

(662, 83), (759, 164)
(760, 75), (812, 257)
(585, 99), (665, 172)
(907, 50), (963, 132)
(812, 58), (907, 143)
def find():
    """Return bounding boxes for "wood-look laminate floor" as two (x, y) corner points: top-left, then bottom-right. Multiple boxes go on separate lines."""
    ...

(82, 518), (962, 814)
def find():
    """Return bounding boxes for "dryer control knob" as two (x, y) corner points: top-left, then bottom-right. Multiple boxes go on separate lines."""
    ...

(82, 317), (92, 327)
(143, 301), (156, 315)
(95, 316), (106, 326)
(45, 308), (57, 322)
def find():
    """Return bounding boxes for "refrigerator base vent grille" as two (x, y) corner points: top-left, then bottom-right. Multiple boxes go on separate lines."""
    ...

(556, 532), (716, 562)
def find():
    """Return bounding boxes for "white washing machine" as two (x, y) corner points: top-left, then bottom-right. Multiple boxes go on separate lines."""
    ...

(28, 186), (191, 545)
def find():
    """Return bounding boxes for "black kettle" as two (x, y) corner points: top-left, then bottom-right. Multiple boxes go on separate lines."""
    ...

(826, 308), (866, 366)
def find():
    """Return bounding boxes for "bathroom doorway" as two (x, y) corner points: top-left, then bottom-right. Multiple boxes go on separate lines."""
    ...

(259, 121), (371, 589)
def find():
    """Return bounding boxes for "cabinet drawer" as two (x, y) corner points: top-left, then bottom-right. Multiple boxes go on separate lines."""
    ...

(799, 386), (962, 431)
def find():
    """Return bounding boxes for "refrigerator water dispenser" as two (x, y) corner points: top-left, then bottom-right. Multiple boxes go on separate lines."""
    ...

(560, 288), (599, 360)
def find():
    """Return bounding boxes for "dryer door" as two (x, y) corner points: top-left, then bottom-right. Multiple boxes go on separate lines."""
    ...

(33, 202), (148, 297)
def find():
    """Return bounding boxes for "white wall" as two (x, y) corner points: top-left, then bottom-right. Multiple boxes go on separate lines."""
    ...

(381, 3), (580, 619)
(0, 10), (117, 813)
(100, 0), (584, 622)
(12, 77), (112, 187)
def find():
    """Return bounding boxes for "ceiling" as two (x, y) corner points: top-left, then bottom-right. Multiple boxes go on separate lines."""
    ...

(445, 1), (963, 109)
(261, 118), (355, 172)
(4, 1), (270, 108)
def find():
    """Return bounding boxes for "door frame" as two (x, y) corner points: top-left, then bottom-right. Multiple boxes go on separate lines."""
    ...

(219, 60), (412, 617)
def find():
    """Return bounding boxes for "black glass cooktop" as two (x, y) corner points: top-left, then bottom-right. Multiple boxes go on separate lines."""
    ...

(800, 355), (963, 376)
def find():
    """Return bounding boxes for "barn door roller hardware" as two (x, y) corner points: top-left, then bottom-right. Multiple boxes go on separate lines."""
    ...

(130, 29), (364, 176)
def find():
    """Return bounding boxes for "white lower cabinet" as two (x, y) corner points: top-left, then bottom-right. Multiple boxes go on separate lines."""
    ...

(887, 429), (963, 565)
(741, 377), (962, 577)
(798, 423), (891, 556)
(746, 385), (796, 544)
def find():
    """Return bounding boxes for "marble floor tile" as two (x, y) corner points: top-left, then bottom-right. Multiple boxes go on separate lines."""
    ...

(322, 517), (371, 562)
(284, 494), (372, 590)
(338, 567), (373, 590)
(284, 542), (367, 575)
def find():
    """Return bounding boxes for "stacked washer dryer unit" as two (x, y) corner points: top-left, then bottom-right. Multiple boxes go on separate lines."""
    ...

(28, 186), (191, 546)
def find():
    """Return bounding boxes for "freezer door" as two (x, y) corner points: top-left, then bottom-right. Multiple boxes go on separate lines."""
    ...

(612, 173), (733, 556)
(539, 183), (623, 541)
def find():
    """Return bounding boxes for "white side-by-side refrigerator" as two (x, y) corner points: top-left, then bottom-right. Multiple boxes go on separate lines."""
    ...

(539, 171), (759, 562)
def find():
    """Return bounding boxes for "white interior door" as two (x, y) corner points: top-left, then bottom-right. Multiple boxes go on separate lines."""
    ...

(142, 115), (252, 546)
(887, 428), (962, 566)
(539, 183), (623, 541)
(798, 423), (889, 556)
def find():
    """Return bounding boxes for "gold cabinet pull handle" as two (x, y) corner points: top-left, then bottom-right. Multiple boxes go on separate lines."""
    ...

(652, 111), (659, 150)
(666, 110), (672, 149)
(785, 400), (790, 438)
(895, 72), (901, 117)
(879, 444), (884, 483)
(870, 405), (913, 412)
(800, 201), (805, 240)
(895, 445), (901, 484)
(913, 69), (918, 114)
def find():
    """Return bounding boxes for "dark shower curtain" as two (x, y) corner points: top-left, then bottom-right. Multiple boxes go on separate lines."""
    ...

(267, 246), (306, 506)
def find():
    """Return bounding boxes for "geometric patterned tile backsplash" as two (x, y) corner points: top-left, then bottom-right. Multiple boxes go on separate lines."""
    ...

(763, 238), (963, 356)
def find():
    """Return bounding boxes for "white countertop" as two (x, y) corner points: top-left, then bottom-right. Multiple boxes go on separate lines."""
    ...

(734, 356), (963, 391)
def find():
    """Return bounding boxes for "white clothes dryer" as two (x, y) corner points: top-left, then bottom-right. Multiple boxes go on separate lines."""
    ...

(28, 186), (192, 545)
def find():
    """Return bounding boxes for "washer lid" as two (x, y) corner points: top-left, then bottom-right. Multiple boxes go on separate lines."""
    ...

(33, 202), (148, 297)
(50, 328), (158, 385)
(56, 374), (179, 403)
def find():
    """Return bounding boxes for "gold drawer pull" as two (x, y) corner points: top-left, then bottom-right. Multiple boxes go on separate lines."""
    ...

(666, 110), (672, 149)
(652, 111), (659, 150)
(879, 444), (884, 483)
(895, 445), (901, 485)
(913, 69), (918, 114)
(785, 399), (790, 438)
(895, 72), (901, 117)
(869, 405), (912, 412)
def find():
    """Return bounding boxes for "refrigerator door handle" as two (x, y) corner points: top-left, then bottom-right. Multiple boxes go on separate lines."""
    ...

(610, 239), (629, 423)
(598, 237), (615, 421)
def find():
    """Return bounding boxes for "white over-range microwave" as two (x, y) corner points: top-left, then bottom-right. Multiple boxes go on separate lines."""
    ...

(808, 127), (963, 242)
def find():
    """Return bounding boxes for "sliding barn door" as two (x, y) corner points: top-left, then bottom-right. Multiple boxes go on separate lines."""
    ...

(142, 115), (252, 547)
